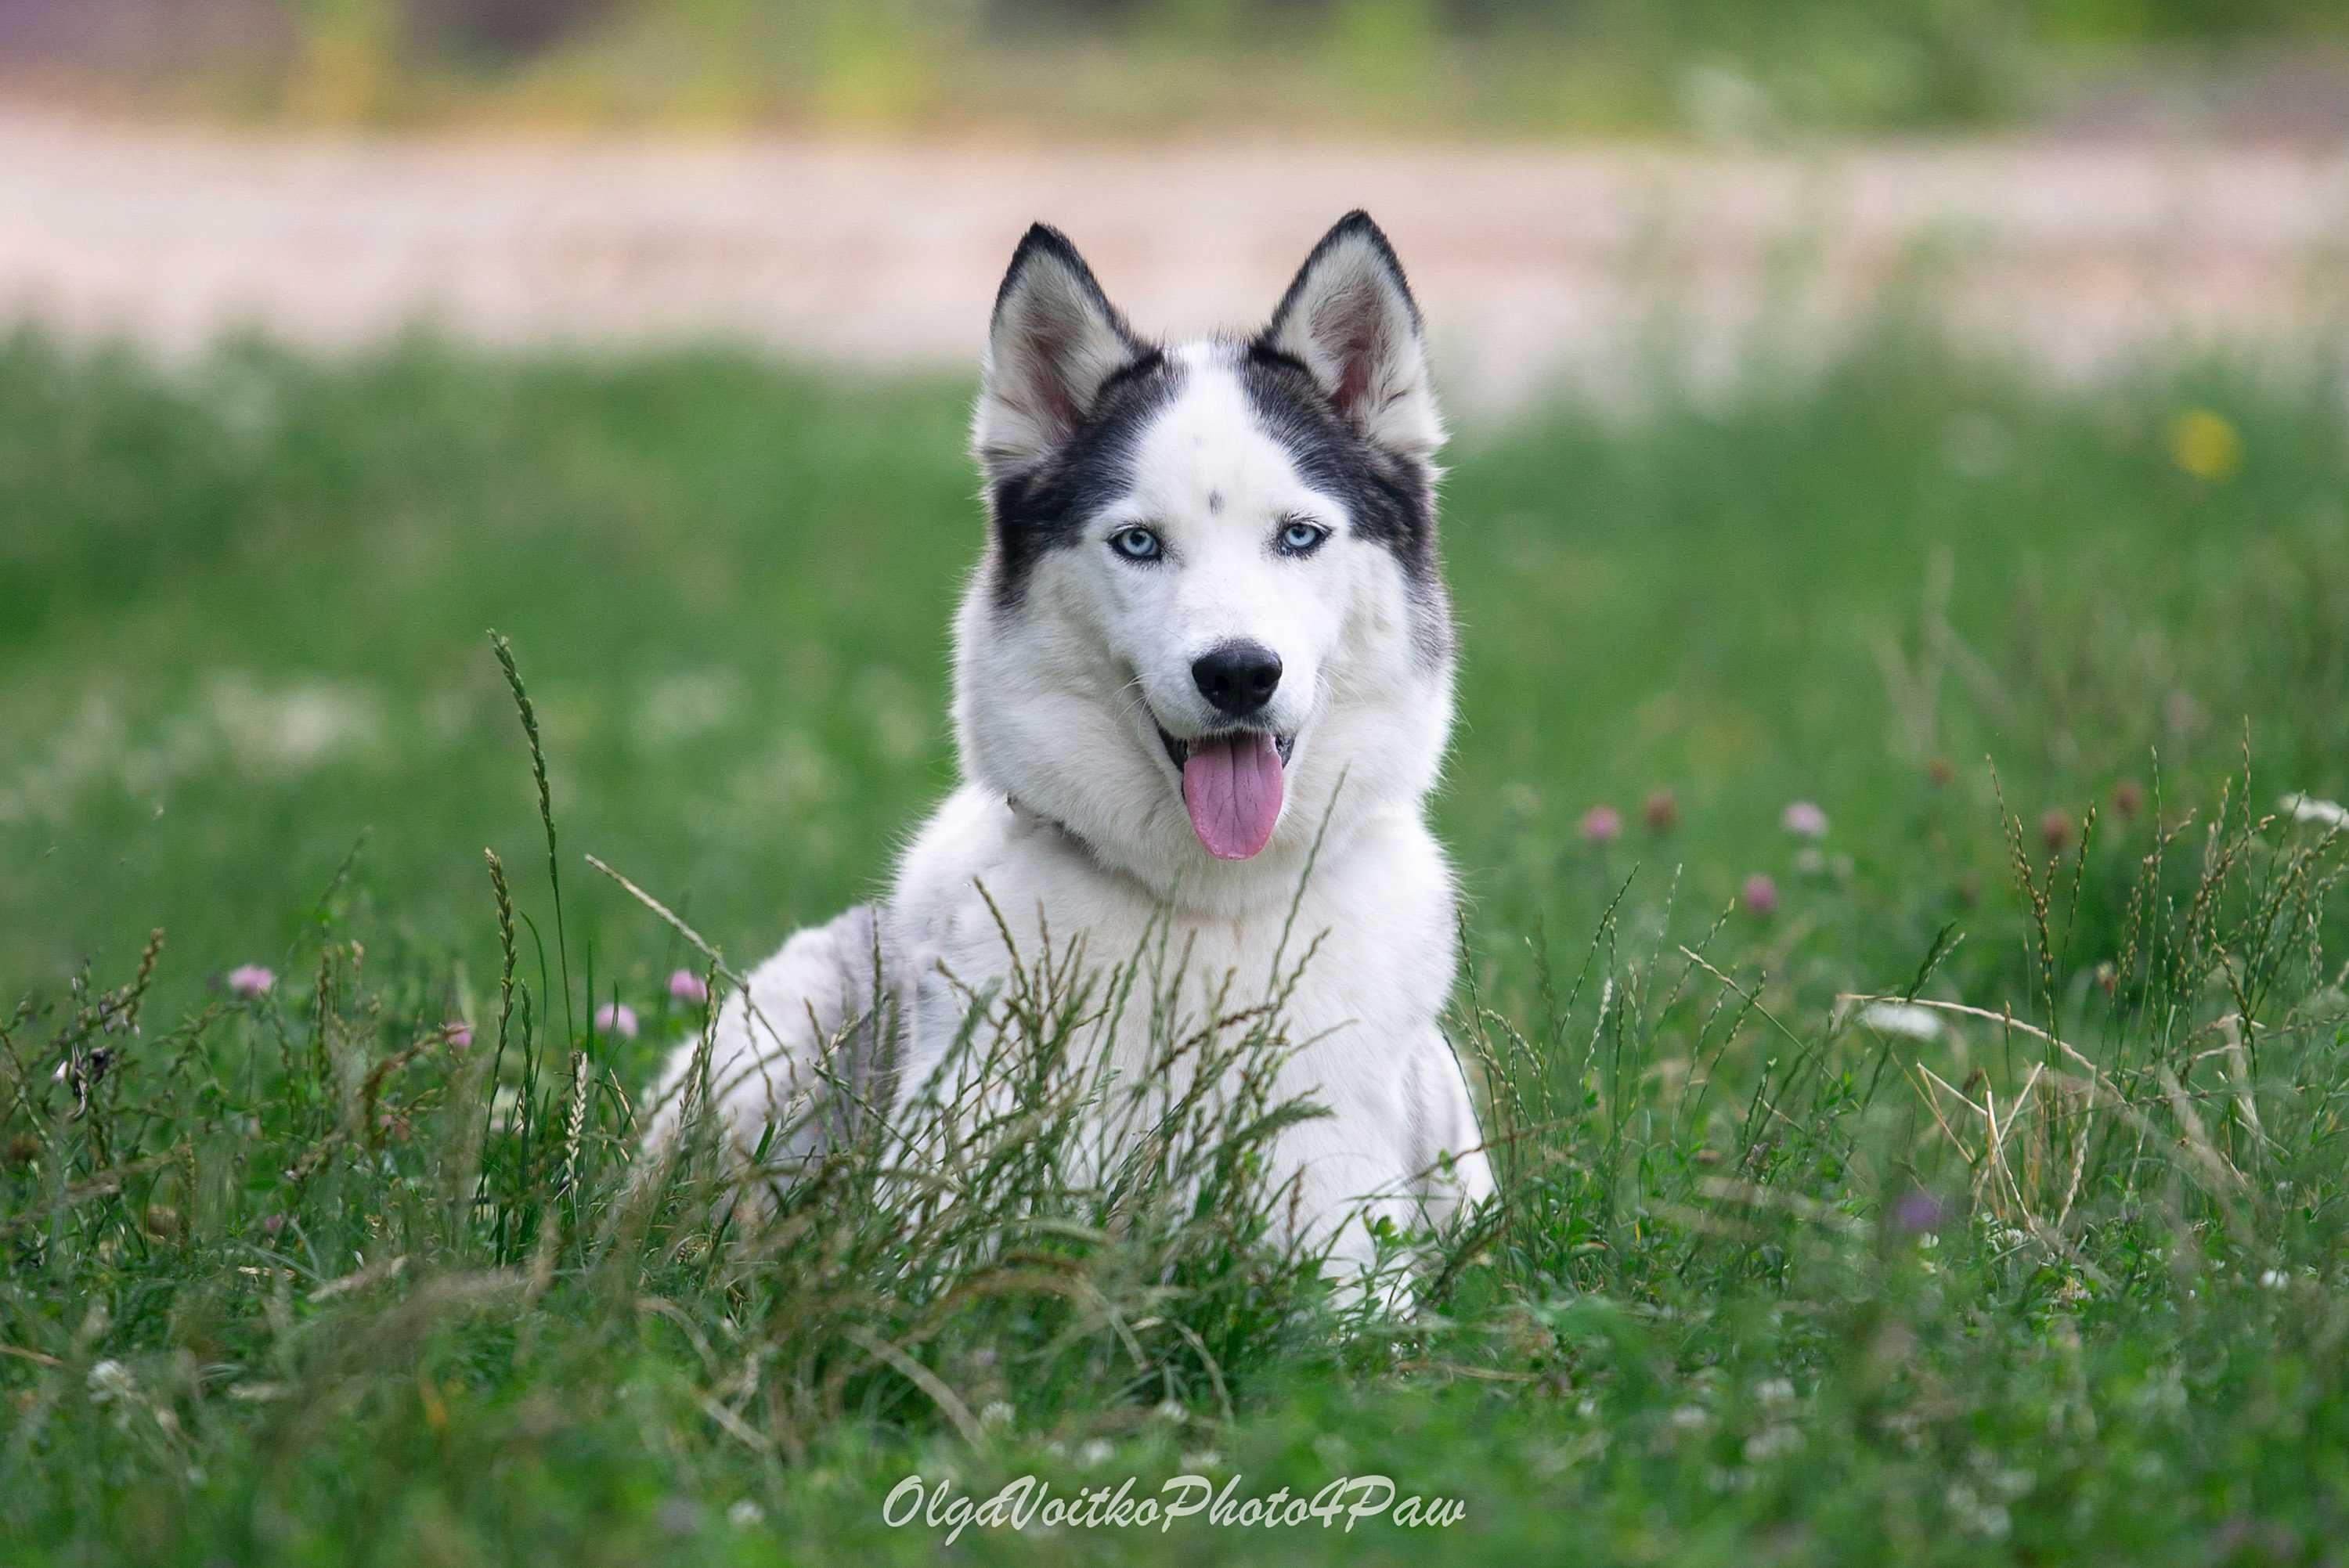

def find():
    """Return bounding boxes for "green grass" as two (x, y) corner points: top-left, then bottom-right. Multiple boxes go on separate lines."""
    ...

(5, 325), (2349, 1564)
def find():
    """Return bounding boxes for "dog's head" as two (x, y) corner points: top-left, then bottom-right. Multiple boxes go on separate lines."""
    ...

(953, 212), (1453, 908)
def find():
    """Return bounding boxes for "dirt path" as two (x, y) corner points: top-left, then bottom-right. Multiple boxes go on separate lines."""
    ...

(7, 110), (2347, 416)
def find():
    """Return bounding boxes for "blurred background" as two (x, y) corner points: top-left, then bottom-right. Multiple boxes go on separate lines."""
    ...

(6, 0), (2349, 135)
(13, 14), (2349, 1559)
(7, 0), (2349, 413)
(3, 0), (2347, 1021)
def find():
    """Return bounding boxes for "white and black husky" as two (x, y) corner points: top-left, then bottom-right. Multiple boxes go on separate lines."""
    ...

(650, 212), (1493, 1279)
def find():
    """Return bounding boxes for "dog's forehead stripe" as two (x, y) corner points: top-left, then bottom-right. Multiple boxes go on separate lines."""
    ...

(1123, 351), (1322, 519)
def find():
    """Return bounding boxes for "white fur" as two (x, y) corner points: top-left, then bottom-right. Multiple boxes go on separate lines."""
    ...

(649, 220), (1492, 1283)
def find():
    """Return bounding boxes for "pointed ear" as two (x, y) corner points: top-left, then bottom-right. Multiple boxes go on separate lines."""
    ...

(1259, 211), (1443, 459)
(973, 224), (1142, 480)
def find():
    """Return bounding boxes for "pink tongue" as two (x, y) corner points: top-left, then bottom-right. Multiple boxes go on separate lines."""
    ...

(1181, 732), (1285, 860)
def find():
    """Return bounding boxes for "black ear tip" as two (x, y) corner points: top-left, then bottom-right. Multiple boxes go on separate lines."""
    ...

(1325, 210), (1393, 251)
(1266, 210), (1418, 337)
(994, 222), (1095, 320)
(991, 222), (1135, 344)
(1297, 211), (1408, 287)
(1005, 222), (1080, 274)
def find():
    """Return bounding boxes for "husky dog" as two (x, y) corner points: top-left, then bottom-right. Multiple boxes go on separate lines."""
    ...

(648, 212), (1493, 1278)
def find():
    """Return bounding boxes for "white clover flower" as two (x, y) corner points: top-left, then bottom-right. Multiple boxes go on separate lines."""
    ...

(88, 1360), (136, 1403)
(1856, 1000), (1943, 1041)
(980, 1400), (1016, 1430)
(2281, 794), (2348, 831)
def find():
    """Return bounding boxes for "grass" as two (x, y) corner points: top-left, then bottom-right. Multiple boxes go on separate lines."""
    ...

(4, 323), (2349, 1563)
(56, 0), (2349, 136)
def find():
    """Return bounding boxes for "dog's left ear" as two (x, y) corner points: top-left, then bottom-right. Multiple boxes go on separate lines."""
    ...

(1260, 211), (1444, 459)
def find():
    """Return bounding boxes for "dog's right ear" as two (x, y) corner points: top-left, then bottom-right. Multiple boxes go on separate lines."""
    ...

(973, 225), (1141, 481)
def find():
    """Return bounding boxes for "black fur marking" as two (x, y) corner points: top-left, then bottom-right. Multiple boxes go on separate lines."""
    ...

(986, 347), (1182, 611)
(1264, 210), (1424, 342)
(1238, 341), (1453, 667)
(991, 223), (1133, 342)
(976, 213), (1450, 661)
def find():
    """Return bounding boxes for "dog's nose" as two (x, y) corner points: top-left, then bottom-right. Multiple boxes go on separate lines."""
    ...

(1191, 640), (1283, 717)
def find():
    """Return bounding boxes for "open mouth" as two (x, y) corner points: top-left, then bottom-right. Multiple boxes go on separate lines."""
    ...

(1156, 724), (1295, 862)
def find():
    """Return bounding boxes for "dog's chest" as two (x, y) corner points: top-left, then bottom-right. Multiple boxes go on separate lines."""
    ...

(885, 787), (1456, 1101)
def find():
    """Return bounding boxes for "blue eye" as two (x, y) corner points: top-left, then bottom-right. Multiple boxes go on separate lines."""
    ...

(1276, 518), (1329, 556)
(1111, 527), (1163, 562)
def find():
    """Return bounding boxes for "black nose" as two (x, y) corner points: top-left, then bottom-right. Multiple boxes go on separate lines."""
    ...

(1191, 640), (1283, 717)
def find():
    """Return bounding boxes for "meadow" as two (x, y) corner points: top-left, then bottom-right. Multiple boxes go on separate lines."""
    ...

(3, 323), (2347, 1564)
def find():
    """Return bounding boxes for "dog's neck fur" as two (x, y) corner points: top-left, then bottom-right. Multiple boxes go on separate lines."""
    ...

(953, 561), (1456, 920)
(994, 783), (1381, 918)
